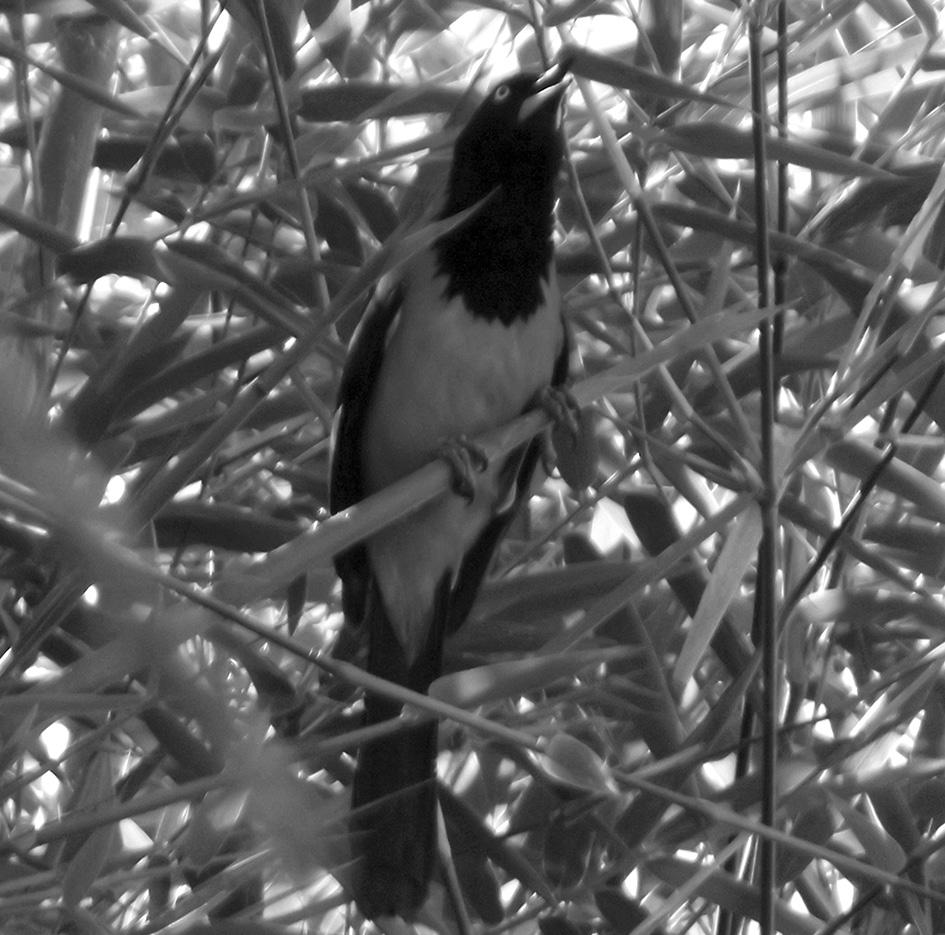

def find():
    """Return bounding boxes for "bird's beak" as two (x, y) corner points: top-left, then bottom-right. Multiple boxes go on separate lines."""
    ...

(518, 59), (570, 123)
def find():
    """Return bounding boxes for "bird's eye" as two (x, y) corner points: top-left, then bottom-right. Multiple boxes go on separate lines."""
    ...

(493, 84), (510, 102)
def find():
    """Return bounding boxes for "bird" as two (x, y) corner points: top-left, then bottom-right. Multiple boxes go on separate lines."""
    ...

(329, 60), (571, 921)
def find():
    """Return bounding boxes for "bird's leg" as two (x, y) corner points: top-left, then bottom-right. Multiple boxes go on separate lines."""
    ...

(538, 385), (581, 437)
(540, 387), (598, 489)
(436, 436), (489, 501)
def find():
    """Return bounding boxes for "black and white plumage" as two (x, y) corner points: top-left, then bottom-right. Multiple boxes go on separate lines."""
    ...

(329, 61), (570, 921)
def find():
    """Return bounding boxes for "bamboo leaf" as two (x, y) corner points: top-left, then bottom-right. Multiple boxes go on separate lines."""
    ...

(673, 503), (762, 690)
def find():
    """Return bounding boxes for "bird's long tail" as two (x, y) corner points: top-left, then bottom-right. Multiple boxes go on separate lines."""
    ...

(349, 582), (447, 920)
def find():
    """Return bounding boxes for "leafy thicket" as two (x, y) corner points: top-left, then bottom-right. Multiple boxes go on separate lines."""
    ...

(1, 1), (945, 933)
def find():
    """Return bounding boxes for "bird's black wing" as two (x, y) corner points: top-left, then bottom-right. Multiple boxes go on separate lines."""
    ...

(331, 279), (449, 920)
(329, 280), (404, 626)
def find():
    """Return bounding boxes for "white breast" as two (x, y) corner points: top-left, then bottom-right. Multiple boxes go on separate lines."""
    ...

(362, 253), (562, 491)
(358, 251), (563, 661)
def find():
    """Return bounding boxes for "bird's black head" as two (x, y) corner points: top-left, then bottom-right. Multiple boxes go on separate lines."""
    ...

(437, 62), (569, 323)
(442, 63), (568, 217)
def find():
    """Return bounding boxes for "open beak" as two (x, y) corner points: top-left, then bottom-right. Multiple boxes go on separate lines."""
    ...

(518, 59), (571, 123)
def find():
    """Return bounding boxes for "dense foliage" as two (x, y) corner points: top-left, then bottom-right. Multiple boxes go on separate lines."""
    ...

(1, 1), (944, 933)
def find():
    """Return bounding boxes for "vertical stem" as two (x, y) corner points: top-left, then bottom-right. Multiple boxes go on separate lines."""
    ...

(773, 0), (789, 356)
(747, 5), (779, 934)
(22, 14), (119, 404)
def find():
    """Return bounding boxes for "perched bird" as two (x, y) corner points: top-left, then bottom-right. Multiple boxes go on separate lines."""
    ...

(330, 60), (570, 921)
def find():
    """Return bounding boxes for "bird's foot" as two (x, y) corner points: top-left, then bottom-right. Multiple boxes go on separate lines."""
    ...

(540, 387), (598, 490)
(436, 436), (489, 501)
(539, 385), (581, 438)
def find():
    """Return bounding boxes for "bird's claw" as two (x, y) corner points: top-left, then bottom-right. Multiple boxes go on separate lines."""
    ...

(540, 386), (581, 439)
(543, 386), (598, 489)
(437, 436), (489, 501)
